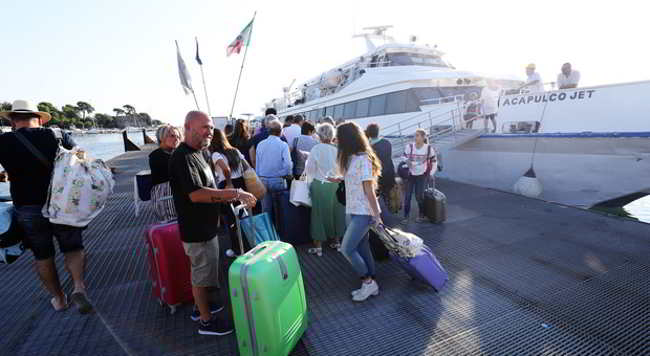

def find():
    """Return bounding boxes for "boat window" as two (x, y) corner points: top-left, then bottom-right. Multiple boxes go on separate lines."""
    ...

(333, 104), (345, 119)
(412, 88), (442, 103)
(369, 95), (386, 116)
(325, 106), (334, 117)
(387, 53), (448, 68)
(405, 90), (421, 112)
(355, 98), (369, 117)
(343, 102), (357, 119)
(385, 91), (407, 114)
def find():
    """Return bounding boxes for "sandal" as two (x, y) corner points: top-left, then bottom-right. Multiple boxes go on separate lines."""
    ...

(71, 292), (94, 315)
(51, 294), (69, 312)
(307, 247), (323, 257)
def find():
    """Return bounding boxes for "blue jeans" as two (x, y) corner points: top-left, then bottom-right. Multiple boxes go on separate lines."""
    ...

(260, 177), (286, 221)
(405, 174), (427, 218)
(341, 214), (376, 278)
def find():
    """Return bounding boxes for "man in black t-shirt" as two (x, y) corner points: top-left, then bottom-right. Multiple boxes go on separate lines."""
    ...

(169, 110), (256, 336)
(0, 100), (93, 314)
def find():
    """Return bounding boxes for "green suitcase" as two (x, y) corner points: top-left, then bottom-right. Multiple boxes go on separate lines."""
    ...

(229, 241), (308, 356)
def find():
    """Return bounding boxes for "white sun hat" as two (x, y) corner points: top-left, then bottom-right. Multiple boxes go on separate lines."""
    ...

(0, 100), (52, 124)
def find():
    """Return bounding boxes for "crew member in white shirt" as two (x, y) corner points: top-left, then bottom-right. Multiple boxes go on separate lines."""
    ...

(521, 63), (544, 93)
(557, 62), (580, 89)
(480, 80), (500, 133)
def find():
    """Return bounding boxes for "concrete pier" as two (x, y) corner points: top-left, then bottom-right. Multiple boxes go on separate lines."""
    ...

(0, 149), (647, 355)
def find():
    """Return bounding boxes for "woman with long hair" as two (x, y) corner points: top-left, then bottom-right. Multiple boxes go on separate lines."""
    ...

(328, 121), (382, 302)
(230, 119), (252, 164)
(402, 128), (436, 223)
(209, 128), (250, 255)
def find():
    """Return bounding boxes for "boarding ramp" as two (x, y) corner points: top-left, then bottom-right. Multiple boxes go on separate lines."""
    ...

(383, 99), (487, 158)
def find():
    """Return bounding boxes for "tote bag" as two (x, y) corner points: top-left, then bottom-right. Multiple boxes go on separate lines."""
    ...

(43, 148), (115, 227)
(289, 176), (311, 207)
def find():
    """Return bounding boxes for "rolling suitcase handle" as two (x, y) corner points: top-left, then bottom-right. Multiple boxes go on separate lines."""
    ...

(230, 203), (259, 255)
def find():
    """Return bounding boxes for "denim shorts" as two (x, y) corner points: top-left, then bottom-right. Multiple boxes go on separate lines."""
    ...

(14, 205), (84, 260)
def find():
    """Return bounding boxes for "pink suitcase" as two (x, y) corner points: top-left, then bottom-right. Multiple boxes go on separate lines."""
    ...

(144, 221), (193, 314)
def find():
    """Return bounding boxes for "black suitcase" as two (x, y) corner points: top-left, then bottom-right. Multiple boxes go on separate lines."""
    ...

(272, 190), (311, 246)
(424, 188), (447, 224)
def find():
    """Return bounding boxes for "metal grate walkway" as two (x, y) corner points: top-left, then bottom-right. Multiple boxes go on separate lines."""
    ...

(0, 149), (648, 355)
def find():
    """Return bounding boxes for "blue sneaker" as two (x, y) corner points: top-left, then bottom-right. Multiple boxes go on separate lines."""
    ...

(190, 303), (224, 321)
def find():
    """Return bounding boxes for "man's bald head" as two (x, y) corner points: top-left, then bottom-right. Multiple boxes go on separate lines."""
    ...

(183, 110), (214, 150)
(185, 111), (210, 128)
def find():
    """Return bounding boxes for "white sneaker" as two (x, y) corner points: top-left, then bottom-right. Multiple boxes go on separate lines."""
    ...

(351, 280), (379, 302)
(225, 249), (236, 258)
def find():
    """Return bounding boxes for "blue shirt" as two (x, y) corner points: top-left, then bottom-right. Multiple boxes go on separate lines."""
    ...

(256, 135), (292, 178)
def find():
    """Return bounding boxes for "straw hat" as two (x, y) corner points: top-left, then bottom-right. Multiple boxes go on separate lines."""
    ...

(0, 100), (52, 124)
(526, 63), (536, 70)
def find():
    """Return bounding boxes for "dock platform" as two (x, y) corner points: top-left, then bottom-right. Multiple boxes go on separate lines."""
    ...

(1, 149), (648, 355)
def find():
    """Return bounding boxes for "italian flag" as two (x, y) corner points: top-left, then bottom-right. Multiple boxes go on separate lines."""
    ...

(227, 17), (254, 57)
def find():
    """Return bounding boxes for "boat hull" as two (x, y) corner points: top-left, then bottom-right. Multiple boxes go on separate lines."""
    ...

(437, 133), (650, 208)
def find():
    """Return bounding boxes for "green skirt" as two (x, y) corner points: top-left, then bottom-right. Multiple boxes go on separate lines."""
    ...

(309, 180), (346, 242)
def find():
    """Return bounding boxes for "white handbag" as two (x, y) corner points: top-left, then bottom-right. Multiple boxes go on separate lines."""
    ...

(289, 175), (312, 207)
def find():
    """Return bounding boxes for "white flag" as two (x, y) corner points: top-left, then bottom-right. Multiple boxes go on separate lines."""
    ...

(176, 40), (193, 95)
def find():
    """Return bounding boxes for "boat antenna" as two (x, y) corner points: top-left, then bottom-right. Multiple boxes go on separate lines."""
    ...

(353, 25), (395, 52)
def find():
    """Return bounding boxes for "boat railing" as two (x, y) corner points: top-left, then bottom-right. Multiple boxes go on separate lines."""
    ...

(420, 94), (465, 106)
(381, 94), (466, 134)
(385, 99), (492, 155)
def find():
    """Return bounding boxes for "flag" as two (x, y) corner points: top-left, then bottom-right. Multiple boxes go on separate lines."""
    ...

(227, 17), (254, 57)
(175, 40), (193, 95)
(195, 37), (203, 65)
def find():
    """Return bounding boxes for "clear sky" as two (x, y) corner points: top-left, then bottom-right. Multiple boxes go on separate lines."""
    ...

(2, 0), (648, 126)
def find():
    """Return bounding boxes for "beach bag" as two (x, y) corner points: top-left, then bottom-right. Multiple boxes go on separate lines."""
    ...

(43, 147), (115, 227)
(289, 175), (311, 207)
(0, 202), (25, 265)
(231, 204), (279, 250)
(241, 160), (266, 199)
(370, 224), (423, 258)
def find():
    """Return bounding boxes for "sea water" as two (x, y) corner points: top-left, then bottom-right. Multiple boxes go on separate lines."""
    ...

(1, 133), (649, 224)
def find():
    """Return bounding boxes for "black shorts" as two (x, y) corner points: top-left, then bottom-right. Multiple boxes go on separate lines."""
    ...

(14, 205), (84, 260)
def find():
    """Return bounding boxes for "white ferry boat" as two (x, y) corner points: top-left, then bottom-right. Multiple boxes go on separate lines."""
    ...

(264, 26), (650, 208)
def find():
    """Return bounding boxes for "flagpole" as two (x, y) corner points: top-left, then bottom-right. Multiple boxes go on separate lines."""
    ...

(229, 12), (256, 120)
(196, 37), (212, 117)
(190, 88), (200, 111)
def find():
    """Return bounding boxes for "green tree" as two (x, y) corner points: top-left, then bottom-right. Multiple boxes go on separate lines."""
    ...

(94, 113), (115, 128)
(138, 112), (152, 127)
(37, 102), (64, 127)
(113, 107), (125, 117)
(76, 101), (95, 127)
(0, 101), (11, 127)
(122, 104), (137, 127)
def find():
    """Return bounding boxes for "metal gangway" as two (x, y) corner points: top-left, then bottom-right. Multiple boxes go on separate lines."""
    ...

(382, 96), (488, 158)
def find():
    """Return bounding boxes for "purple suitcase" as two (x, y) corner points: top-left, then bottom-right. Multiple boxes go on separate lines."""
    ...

(391, 246), (448, 291)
